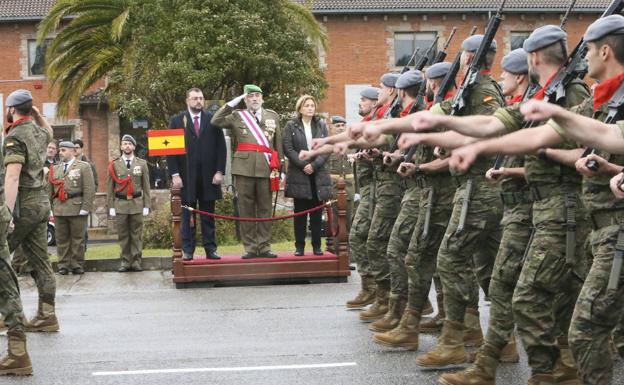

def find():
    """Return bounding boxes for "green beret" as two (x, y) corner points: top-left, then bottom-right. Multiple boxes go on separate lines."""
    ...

(244, 84), (263, 94)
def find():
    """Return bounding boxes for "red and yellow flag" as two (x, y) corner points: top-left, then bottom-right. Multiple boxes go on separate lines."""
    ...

(147, 129), (186, 156)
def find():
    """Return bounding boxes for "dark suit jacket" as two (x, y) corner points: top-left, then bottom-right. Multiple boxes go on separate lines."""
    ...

(283, 116), (332, 201)
(166, 110), (227, 202)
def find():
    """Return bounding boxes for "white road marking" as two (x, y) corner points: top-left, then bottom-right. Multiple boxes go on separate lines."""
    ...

(92, 362), (357, 376)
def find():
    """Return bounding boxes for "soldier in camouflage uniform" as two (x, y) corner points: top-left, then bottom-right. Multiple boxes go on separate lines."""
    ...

(359, 73), (406, 323)
(448, 25), (591, 384)
(516, 15), (624, 385)
(402, 35), (505, 370)
(368, 70), (427, 333)
(3, 90), (58, 334)
(0, 98), (32, 374)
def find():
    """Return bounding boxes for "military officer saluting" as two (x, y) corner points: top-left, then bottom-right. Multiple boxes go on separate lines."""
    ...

(107, 134), (151, 272)
(211, 84), (283, 259)
(49, 141), (96, 275)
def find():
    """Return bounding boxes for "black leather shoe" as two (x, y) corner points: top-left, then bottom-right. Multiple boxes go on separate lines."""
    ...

(182, 252), (193, 261)
(206, 250), (221, 260)
(118, 266), (130, 272)
(313, 248), (324, 256)
(72, 267), (85, 275)
(242, 252), (257, 259)
(258, 251), (278, 258)
(58, 268), (69, 275)
(294, 248), (304, 256)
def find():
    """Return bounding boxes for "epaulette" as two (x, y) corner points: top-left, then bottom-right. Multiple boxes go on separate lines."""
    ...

(264, 108), (279, 115)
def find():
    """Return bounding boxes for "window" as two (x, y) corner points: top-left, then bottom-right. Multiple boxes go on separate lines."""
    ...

(510, 32), (531, 51)
(27, 39), (51, 76)
(394, 32), (438, 68)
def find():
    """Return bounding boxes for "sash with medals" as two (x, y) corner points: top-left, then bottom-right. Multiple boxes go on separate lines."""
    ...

(236, 110), (281, 191)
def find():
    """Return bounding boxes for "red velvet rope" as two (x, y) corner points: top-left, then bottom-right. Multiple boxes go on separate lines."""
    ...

(182, 201), (334, 222)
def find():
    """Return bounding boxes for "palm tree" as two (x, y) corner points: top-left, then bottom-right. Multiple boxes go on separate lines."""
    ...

(37, 0), (134, 117)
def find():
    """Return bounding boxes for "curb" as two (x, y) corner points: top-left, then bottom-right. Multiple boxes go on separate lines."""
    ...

(48, 256), (172, 273)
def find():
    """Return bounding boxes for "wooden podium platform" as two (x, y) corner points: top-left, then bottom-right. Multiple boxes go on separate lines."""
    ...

(170, 178), (352, 289)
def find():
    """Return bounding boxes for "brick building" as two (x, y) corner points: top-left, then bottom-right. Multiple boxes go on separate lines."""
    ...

(296, 0), (611, 121)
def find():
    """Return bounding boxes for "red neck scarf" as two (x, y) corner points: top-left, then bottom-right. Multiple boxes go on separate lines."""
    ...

(108, 160), (135, 199)
(5, 117), (30, 133)
(532, 71), (559, 101)
(400, 102), (415, 117)
(593, 72), (624, 112)
(507, 94), (524, 106)
(48, 163), (67, 201)
(374, 103), (391, 120)
(425, 92), (454, 110)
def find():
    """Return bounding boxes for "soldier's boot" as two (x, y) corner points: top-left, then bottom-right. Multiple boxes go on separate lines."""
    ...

(372, 309), (421, 350)
(438, 343), (501, 385)
(359, 283), (390, 322)
(421, 293), (446, 333)
(553, 338), (580, 385)
(25, 300), (59, 333)
(423, 297), (434, 316)
(416, 320), (468, 369)
(463, 308), (483, 347)
(527, 373), (555, 385)
(369, 295), (407, 332)
(346, 275), (376, 309)
(0, 331), (32, 376)
(500, 332), (520, 363)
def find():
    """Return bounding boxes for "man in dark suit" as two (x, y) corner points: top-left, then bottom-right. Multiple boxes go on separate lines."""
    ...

(166, 88), (227, 260)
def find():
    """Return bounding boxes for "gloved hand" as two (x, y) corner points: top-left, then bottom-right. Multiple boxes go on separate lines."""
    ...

(226, 94), (247, 108)
(142, 207), (149, 216)
(354, 193), (361, 202)
(109, 208), (116, 217)
(79, 210), (89, 216)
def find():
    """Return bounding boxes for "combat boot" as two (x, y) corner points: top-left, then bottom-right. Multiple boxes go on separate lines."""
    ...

(463, 308), (483, 347)
(500, 332), (520, 363)
(416, 320), (468, 368)
(369, 295), (407, 332)
(0, 330), (32, 376)
(359, 283), (389, 322)
(346, 275), (376, 309)
(552, 337), (580, 385)
(527, 373), (555, 385)
(372, 308), (420, 350)
(25, 300), (59, 332)
(421, 293), (445, 333)
(438, 343), (501, 385)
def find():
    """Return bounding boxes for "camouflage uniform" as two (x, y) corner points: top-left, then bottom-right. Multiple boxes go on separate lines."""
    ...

(4, 119), (56, 307)
(494, 81), (590, 376)
(0, 148), (26, 334)
(349, 157), (374, 276)
(328, 151), (355, 233)
(432, 75), (505, 325)
(553, 92), (624, 385)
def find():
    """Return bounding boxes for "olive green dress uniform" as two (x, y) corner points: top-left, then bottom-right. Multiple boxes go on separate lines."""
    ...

(107, 157), (151, 270)
(51, 160), (95, 271)
(0, 146), (27, 334)
(211, 104), (282, 255)
(4, 118), (56, 307)
(431, 74), (505, 326)
(554, 86), (624, 385)
(493, 80), (590, 377)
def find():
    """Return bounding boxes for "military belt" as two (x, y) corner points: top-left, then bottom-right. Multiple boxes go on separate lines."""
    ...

(115, 192), (143, 200)
(590, 208), (624, 230)
(65, 192), (83, 199)
(499, 190), (532, 206)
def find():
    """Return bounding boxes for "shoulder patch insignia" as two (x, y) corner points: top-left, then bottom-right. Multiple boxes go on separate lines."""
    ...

(483, 96), (494, 103)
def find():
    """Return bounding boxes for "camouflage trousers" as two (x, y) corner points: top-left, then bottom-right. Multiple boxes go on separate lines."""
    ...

(8, 191), (56, 304)
(0, 204), (26, 333)
(386, 185), (422, 296)
(349, 185), (373, 277)
(485, 202), (532, 350)
(569, 221), (624, 385)
(437, 179), (502, 322)
(512, 194), (588, 375)
(367, 184), (403, 286)
(405, 183), (454, 312)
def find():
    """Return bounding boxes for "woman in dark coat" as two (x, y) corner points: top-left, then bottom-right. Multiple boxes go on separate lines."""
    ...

(283, 95), (332, 256)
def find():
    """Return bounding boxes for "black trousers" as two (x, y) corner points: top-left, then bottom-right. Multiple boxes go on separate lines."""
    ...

(293, 177), (322, 250)
(181, 180), (216, 254)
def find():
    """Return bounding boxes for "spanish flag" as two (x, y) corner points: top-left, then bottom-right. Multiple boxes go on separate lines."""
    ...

(147, 129), (186, 156)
